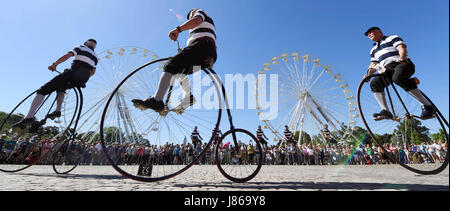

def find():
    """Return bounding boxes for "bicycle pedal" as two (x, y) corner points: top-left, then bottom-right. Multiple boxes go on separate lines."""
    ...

(158, 107), (170, 117)
(172, 108), (186, 115)
(421, 114), (437, 121)
(373, 116), (385, 121)
(133, 103), (148, 111)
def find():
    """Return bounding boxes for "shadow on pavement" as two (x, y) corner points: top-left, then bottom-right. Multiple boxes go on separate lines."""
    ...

(15, 172), (125, 180)
(174, 181), (449, 191)
(10, 172), (449, 191)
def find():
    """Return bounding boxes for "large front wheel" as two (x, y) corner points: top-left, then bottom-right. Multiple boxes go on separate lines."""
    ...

(0, 88), (79, 173)
(357, 75), (449, 175)
(99, 58), (223, 182)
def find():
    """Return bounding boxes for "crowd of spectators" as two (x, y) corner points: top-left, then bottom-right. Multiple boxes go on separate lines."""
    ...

(1, 133), (447, 166)
(260, 141), (447, 166)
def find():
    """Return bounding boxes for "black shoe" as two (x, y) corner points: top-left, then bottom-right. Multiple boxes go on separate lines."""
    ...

(12, 117), (38, 128)
(132, 97), (165, 112)
(373, 110), (393, 120)
(420, 105), (435, 120)
(46, 111), (61, 120)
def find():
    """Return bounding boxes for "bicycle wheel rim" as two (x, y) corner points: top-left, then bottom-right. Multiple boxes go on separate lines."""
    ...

(99, 58), (223, 182)
(357, 75), (449, 175)
(52, 140), (85, 174)
(52, 87), (83, 174)
(215, 128), (264, 183)
(0, 91), (37, 172)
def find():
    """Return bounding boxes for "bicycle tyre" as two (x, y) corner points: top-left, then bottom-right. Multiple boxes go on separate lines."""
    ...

(215, 128), (264, 183)
(99, 58), (223, 182)
(357, 74), (449, 175)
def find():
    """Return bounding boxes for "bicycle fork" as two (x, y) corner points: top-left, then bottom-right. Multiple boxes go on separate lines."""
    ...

(207, 68), (240, 151)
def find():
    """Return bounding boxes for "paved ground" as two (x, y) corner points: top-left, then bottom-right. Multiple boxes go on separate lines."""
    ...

(0, 165), (448, 191)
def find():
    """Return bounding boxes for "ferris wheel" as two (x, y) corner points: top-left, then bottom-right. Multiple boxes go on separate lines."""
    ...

(58, 47), (161, 143)
(255, 52), (358, 146)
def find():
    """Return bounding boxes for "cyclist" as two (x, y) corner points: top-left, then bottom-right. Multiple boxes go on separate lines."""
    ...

(321, 124), (337, 145)
(190, 126), (203, 146)
(363, 27), (434, 120)
(283, 125), (294, 144)
(212, 128), (222, 145)
(13, 39), (98, 127)
(256, 125), (269, 150)
(132, 8), (217, 112)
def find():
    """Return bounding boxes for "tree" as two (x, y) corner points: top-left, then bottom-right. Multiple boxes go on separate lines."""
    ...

(0, 111), (25, 133)
(395, 118), (431, 145)
(36, 126), (60, 138)
(104, 127), (125, 144)
(432, 129), (447, 142)
(294, 131), (311, 145)
(77, 131), (99, 143)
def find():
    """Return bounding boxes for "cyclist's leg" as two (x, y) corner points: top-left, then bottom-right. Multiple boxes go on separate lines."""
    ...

(167, 41), (216, 108)
(370, 75), (392, 118)
(131, 47), (200, 110)
(48, 68), (88, 118)
(15, 71), (71, 125)
(391, 62), (434, 117)
(153, 72), (175, 102)
(54, 92), (66, 113)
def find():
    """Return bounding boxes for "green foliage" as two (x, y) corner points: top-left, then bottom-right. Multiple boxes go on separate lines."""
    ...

(432, 129), (447, 142)
(394, 118), (431, 145)
(0, 111), (24, 133)
(294, 131), (311, 145)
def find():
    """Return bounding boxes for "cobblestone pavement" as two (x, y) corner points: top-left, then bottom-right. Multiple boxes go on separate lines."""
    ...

(0, 165), (448, 191)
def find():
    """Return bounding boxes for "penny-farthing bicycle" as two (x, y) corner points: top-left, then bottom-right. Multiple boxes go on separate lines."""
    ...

(358, 69), (449, 175)
(99, 43), (263, 183)
(51, 78), (85, 175)
(0, 71), (84, 174)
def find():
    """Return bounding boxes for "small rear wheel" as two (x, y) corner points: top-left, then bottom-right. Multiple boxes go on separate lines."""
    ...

(215, 128), (263, 183)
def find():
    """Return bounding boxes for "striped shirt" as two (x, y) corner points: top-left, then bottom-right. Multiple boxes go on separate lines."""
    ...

(284, 129), (293, 140)
(191, 130), (202, 140)
(322, 128), (332, 139)
(256, 129), (266, 139)
(187, 9), (217, 47)
(370, 35), (406, 68)
(71, 45), (98, 70)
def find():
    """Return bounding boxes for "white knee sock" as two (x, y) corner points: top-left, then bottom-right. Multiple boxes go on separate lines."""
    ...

(55, 92), (65, 112)
(153, 72), (174, 101)
(407, 88), (431, 107)
(178, 74), (191, 98)
(25, 94), (45, 119)
(373, 92), (389, 111)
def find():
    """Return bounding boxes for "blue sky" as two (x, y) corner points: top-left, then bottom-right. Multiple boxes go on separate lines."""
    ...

(0, 0), (448, 140)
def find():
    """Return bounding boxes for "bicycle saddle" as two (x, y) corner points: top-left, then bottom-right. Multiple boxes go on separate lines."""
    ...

(202, 57), (214, 69)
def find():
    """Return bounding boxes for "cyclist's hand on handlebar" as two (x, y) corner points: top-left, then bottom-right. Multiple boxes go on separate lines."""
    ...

(48, 63), (57, 72)
(169, 29), (179, 41)
(363, 68), (376, 82)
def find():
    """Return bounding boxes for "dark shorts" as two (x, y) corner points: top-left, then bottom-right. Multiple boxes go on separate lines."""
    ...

(370, 60), (417, 93)
(164, 37), (217, 75)
(328, 138), (338, 145)
(37, 66), (91, 95)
